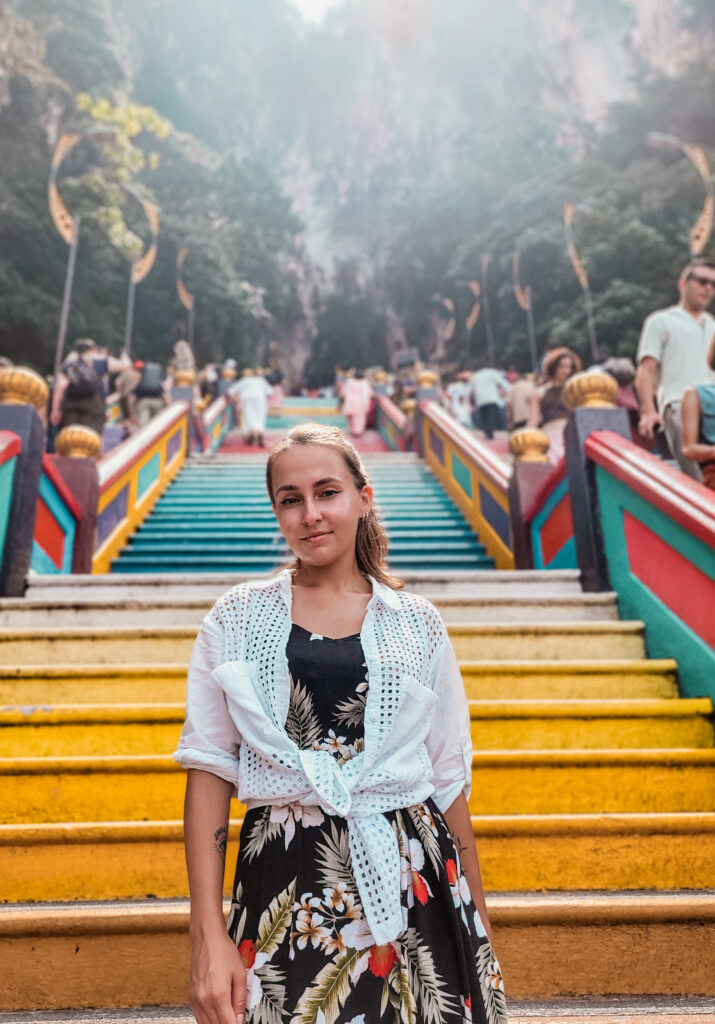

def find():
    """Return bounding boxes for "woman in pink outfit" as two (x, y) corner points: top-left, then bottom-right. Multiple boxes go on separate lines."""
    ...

(342, 370), (373, 437)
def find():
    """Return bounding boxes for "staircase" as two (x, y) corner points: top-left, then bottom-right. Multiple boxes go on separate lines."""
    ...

(110, 454), (495, 574)
(2, 562), (715, 1014)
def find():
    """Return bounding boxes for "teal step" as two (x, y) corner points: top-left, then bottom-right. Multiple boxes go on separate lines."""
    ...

(125, 539), (487, 555)
(112, 554), (494, 572)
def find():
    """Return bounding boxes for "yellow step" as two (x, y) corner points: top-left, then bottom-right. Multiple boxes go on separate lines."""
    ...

(3, 750), (715, 823)
(0, 665), (187, 704)
(0, 620), (645, 664)
(2, 893), (714, 1009)
(2, 698), (711, 755)
(2, 812), (714, 902)
(461, 660), (679, 699)
(0, 658), (679, 705)
(469, 699), (714, 749)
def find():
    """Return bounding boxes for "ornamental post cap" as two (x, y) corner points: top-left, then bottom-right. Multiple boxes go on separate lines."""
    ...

(55, 424), (102, 459)
(564, 369), (618, 410)
(400, 398), (417, 414)
(0, 366), (50, 410)
(509, 428), (551, 463)
(172, 368), (196, 386)
(417, 370), (440, 387)
(374, 370), (388, 383)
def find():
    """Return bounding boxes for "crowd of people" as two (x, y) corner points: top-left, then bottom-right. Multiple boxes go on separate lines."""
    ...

(438, 257), (715, 490)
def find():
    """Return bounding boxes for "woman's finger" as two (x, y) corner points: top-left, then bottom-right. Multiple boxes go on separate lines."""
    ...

(231, 965), (248, 1024)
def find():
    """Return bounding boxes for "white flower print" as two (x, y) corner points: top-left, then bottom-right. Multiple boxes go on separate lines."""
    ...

(270, 803), (325, 848)
(339, 916), (375, 950)
(245, 969), (263, 1011)
(294, 908), (330, 951)
(399, 833), (433, 908)
(314, 728), (350, 760)
(322, 883), (347, 912)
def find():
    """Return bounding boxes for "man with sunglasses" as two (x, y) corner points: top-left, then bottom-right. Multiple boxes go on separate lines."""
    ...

(636, 257), (715, 479)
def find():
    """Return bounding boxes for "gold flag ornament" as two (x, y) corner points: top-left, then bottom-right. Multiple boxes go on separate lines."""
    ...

(48, 134), (81, 244)
(563, 203), (590, 291)
(512, 250), (531, 311)
(442, 297), (457, 341)
(176, 246), (194, 310)
(683, 145), (714, 255)
(131, 198), (160, 284)
(465, 279), (482, 331)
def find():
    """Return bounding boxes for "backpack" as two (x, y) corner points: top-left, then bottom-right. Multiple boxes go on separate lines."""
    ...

(135, 362), (164, 397)
(64, 357), (101, 399)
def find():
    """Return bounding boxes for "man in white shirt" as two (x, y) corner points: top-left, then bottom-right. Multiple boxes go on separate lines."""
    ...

(470, 364), (509, 439)
(636, 258), (715, 479)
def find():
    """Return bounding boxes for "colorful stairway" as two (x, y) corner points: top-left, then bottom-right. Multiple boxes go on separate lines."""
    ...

(1, 560), (715, 1014)
(110, 454), (495, 574)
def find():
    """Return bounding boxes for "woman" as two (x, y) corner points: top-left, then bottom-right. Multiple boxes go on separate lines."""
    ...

(175, 423), (506, 1024)
(681, 334), (715, 489)
(527, 347), (581, 463)
(341, 370), (373, 437)
(236, 368), (273, 447)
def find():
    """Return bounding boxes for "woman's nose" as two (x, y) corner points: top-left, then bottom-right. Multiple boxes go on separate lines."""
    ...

(302, 500), (321, 523)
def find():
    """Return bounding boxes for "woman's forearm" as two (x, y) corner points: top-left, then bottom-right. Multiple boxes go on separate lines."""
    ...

(442, 793), (493, 943)
(184, 768), (234, 937)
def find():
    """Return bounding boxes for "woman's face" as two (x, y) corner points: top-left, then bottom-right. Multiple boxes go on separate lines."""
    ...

(271, 445), (372, 568)
(554, 356), (574, 385)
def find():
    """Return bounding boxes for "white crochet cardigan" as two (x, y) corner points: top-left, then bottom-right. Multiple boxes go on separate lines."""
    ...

(175, 569), (472, 945)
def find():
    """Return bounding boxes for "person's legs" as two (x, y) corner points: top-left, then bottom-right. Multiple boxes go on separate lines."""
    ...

(663, 401), (703, 481)
(479, 403), (499, 439)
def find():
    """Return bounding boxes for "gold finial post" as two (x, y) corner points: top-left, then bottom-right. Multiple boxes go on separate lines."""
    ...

(55, 424), (102, 459)
(509, 428), (551, 463)
(564, 369), (618, 410)
(0, 367), (50, 411)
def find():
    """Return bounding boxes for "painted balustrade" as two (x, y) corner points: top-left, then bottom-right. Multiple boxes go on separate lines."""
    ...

(419, 400), (514, 569)
(0, 431), (21, 577)
(202, 394), (235, 454)
(586, 429), (715, 699)
(30, 455), (82, 575)
(93, 402), (189, 573)
(375, 395), (409, 452)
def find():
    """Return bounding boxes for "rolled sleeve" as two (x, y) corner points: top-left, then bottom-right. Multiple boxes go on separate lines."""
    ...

(174, 613), (241, 788)
(425, 631), (472, 812)
(637, 312), (667, 365)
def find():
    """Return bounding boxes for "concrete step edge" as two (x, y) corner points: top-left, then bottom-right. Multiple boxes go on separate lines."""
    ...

(2, 699), (710, 726)
(3, 812), (715, 845)
(2, 892), (715, 936)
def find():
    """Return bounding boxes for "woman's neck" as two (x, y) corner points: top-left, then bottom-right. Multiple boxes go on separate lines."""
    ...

(292, 559), (370, 594)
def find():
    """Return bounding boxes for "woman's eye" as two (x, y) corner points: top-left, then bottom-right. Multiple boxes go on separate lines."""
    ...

(280, 496), (299, 505)
(320, 489), (339, 498)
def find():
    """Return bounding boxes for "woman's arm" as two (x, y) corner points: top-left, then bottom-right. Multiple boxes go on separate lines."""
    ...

(184, 768), (246, 1024)
(681, 387), (715, 463)
(442, 793), (493, 944)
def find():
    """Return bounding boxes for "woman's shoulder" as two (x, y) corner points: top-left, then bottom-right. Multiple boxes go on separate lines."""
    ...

(391, 588), (448, 641)
(207, 573), (287, 627)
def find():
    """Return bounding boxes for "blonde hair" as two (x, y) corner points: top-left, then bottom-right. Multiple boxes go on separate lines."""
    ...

(266, 423), (404, 590)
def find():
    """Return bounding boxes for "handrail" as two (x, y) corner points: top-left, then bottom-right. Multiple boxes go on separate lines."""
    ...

(201, 393), (234, 453)
(41, 454), (82, 522)
(422, 400), (511, 491)
(586, 430), (715, 548)
(376, 394), (407, 431)
(98, 403), (188, 492)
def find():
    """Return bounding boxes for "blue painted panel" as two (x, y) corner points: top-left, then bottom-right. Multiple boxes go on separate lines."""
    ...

(137, 452), (161, 501)
(31, 541), (63, 575)
(97, 483), (130, 546)
(166, 426), (183, 462)
(429, 428), (445, 465)
(0, 456), (18, 573)
(478, 483), (511, 548)
(450, 452), (472, 498)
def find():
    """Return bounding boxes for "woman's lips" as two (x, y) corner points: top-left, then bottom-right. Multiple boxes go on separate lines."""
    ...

(302, 531), (332, 543)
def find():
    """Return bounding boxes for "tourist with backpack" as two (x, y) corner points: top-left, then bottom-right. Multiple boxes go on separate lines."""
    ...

(50, 339), (126, 439)
(130, 359), (169, 429)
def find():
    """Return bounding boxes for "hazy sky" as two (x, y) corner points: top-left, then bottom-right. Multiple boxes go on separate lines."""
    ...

(289, 0), (339, 21)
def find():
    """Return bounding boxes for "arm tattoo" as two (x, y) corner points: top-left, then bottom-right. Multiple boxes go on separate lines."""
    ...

(213, 825), (228, 858)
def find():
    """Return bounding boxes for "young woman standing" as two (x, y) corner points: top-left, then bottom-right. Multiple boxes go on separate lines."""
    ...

(175, 423), (506, 1024)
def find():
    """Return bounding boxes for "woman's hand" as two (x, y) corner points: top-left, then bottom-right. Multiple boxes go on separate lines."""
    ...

(190, 928), (247, 1024)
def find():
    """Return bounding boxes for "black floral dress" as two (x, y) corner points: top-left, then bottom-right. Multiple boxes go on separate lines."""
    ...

(227, 624), (506, 1024)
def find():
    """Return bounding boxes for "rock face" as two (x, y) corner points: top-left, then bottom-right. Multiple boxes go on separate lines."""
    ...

(520, 0), (705, 128)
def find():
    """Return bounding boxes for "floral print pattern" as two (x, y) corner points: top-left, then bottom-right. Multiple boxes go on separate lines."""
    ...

(227, 624), (506, 1024)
